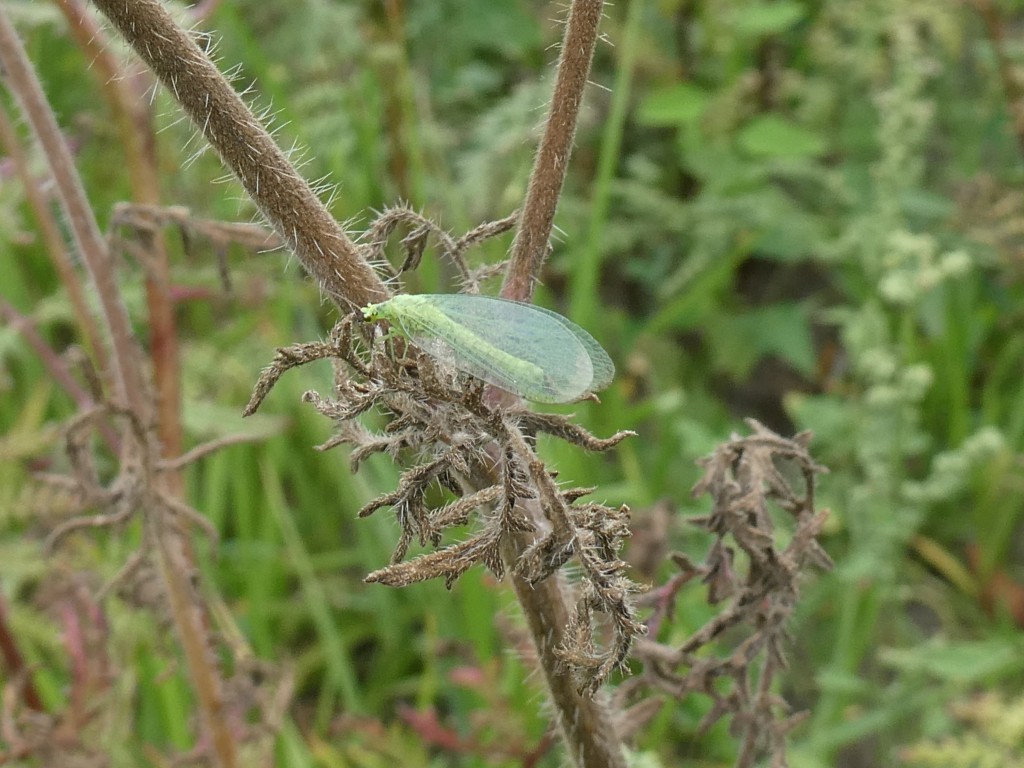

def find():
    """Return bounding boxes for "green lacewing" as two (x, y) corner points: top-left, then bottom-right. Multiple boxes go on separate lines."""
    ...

(361, 294), (614, 403)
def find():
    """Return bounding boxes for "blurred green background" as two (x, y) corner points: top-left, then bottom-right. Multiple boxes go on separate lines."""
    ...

(3, 0), (1024, 766)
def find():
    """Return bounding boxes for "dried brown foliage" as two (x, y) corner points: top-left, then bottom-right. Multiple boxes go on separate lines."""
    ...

(245, 210), (643, 694)
(621, 420), (833, 768)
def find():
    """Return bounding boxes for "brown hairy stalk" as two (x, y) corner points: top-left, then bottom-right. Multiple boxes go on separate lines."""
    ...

(502, 0), (605, 304)
(498, 3), (635, 765)
(90, 0), (387, 311)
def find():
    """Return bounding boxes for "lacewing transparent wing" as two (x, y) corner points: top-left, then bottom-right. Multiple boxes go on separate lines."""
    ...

(361, 294), (614, 403)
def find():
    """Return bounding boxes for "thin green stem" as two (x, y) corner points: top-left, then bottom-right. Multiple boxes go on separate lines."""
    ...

(571, 0), (647, 328)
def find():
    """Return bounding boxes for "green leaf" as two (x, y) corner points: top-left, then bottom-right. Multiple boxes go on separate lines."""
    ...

(706, 303), (816, 379)
(880, 638), (1024, 683)
(637, 83), (710, 127)
(733, 1), (806, 36)
(738, 115), (827, 158)
(786, 393), (856, 447)
(452, 1), (541, 57)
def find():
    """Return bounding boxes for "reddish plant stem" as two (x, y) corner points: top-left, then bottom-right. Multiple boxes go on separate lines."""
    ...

(54, 0), (185, 482)
(149, 515), (238, 768)
(0, 299), (119, 450)
(381, 0), (414, 202)
(0, 103), (111, 380)
(0, 592), (44, 711)
(0, 9), (146, 415)
(501, 0), (604, 303)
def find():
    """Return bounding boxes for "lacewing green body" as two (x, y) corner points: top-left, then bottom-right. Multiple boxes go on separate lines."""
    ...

(361, 294), (614, 403)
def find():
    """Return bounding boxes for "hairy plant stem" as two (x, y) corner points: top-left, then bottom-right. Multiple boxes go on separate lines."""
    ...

(0, 12), (238, 767)
(505, 555), (628, 768)
(90, 0), (388, 311)
(502, 0), (605, 304)
(501, 3), (627, 765)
